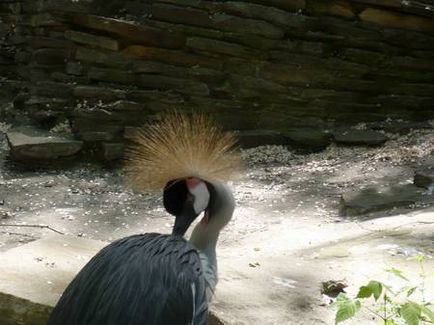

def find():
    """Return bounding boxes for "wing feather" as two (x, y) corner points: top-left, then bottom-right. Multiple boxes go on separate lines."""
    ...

(47, 234), (208, 325)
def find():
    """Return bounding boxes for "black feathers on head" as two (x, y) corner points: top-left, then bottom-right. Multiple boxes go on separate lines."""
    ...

(163, 180), (188, 216)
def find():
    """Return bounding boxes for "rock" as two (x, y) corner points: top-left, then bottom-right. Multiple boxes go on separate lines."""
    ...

(307, 0), (356, 19)
(321, 280), (347, 298)
(414, 170), (434, 189)
(0, 292), (52, 325)
(283, 128), (331, 152)
(236, 130), (286, 148)
(371, 120), (433, 135)
(332, 129), (388, 146)
(151, 3), (213, 27)
(138, 75), (210, 96)
(79, 131), (118, 142)
(66, 61), (84, 76)
(123, 45), (223, 69)
(22, 97), (68, 111)
(212, 13), (285, 39)
(64, 30), (119, 51)
(0, 235), (106, 325)
(66, 13), (185, 49)
(339, 184), (423, 216)
(88, 67), (135, 85)
(32, 48), (71, 65)
(186, 37), (264, 59)
(221, 2), (301, 27)
(143, 17), (278, 50)
(151, 2), (287, 39)
(100, 142), (124, 161)
(359, 8), (434, 34)
(6, 127), (83, 161)
(31, 82), (73, 99)
(26, 36), (74, 50)
(123, 126), (141, 141)
(28, 13), (62, 27)
(75, 47), (131, 68)
(133, 60), (187, 75)
(247, 0), (305, 11)
(73, 86), (126, 100)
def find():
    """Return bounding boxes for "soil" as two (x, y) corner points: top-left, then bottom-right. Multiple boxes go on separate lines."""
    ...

(0, 125), (434, 324)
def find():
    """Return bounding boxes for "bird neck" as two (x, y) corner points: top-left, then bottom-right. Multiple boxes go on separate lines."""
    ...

(189, 181), (234, 262)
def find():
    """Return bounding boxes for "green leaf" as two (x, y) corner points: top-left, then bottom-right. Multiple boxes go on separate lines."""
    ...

(409, 255), (426, 263)
(385, 268), (409, 282)
(335, 297), (361, 324)
(400, 302), (422, 325)
(406, 287), (417, 297)
(420, 304), (434, 323)
(356, 281), (383, 301)
(384, 320), (396, 325)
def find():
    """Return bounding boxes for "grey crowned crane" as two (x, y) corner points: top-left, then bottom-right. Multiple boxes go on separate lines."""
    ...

(46, 112), (240, 325)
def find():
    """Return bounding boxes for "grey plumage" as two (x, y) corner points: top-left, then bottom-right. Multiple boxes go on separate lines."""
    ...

(47, 234), (208, 325)
(47, 113), (239, 325)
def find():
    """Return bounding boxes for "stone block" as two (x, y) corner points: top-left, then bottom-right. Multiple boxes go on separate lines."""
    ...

(30, 82), (73, 99)
(248, 0), (305, 11)
(67, 13), (185, 49)
(138, 75), (210, 96)
(186, 37), (264, 59)
(0, 234), (106, 324)
(32, 49), (71, 66)
(26, 36), (74, 50)
(100, 142), (125, 161)
(212, 13), (285, 39)
(221, 1), (304, 27)
(340, 184), (423, 216)
(6, 127), (83, 161)
(123, 45), (223, 69)
(371, 120), (433, 135)
(75, 47), (131, 68)
(65, 61), (84, 76)
(414, 170), (434, 189)
(284, 128), (331, 151)
(306, 0), (356, 19)
(29, 13), (62, 27)
(133, 60), (188, 75)
(332, 129), (388, 146)
(79, 131), (119, 142)
(151, 3), (213, 27)
(0, 235), (225, 325)
(88, 67), (135, 85)
(73, 86), (126, 100)
(359, 8), (434, 33)
(65, 30), (119, 51)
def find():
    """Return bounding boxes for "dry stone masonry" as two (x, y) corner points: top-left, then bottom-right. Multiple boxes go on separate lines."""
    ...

(1, 0), (434, 161)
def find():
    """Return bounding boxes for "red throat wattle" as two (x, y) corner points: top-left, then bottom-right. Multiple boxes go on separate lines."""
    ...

(186, 177), (201, 190)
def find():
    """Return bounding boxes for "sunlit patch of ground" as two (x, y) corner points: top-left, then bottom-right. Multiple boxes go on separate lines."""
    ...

(0, 126), (433, 324)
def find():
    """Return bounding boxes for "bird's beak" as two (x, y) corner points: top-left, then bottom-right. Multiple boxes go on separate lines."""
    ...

(172, 210), (197, 236)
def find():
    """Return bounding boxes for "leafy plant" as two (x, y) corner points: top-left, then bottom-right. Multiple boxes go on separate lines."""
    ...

(333, 256), (434, 325)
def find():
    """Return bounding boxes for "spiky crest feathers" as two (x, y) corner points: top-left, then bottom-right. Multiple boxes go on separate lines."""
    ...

(125, 112), (240, 191)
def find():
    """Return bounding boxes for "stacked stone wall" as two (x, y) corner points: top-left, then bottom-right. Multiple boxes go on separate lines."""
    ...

(2, 0), (434, 158)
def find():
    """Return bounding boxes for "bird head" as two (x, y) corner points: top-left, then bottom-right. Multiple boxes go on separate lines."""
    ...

(125, 111), (241, 236)
(163, 177), (211, 236)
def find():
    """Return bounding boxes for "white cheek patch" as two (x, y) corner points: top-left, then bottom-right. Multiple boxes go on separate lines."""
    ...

(189, 181), (210, 214)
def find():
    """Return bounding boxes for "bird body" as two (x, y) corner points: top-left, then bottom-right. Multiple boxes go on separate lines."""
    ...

(47, 234), (208, 325)
(47, 112), (240, 325)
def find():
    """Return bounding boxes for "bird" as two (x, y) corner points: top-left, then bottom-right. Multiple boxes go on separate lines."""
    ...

(46, 112), (240, 325)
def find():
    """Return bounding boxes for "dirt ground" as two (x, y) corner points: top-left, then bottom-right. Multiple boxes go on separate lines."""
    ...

(1, 126), (434, 324)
